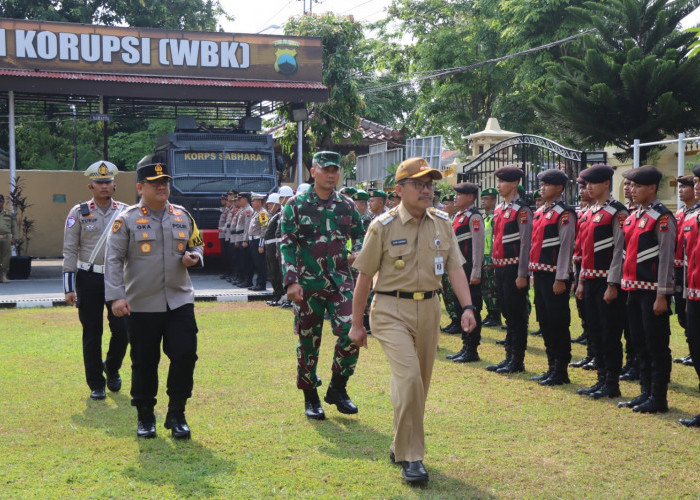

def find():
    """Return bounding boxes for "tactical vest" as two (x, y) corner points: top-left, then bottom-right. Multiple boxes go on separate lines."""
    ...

(573, 208), (588, 264)
(682, 208), (700, 300)
(483, 212), (493, 257)
(529, 201), (572, 273)
(580, 200), (626, 279)
(674, 208), (685, 268)
(453, 206), (480, 274)
(492, 200), (529, 266)
(622, 202), (672, 291)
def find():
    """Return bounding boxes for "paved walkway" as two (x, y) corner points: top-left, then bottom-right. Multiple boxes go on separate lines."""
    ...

(0, 259), (272, 308)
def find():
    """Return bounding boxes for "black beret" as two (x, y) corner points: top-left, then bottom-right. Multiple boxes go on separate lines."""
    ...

(621, 165), (663, 186)
(678, 175), (694, 186)
(580, 164), (614, 183)
(692, 164), (700, 178)
(537, 169), (568, 186)
(454, 182), (480, 195)
(494, 165), (525, 182)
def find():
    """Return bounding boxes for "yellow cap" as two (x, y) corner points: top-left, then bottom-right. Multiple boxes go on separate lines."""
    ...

(395, 157), (442, 183)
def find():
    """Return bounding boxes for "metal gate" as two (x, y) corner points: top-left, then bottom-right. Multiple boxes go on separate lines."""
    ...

(457, 135), (606, 205)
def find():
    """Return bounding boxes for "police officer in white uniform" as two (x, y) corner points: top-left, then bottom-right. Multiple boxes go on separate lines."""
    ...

(105, 162), (204, 439)
(62, 161), (128, 400)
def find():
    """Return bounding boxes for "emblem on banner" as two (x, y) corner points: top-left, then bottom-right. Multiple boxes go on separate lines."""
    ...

(273, 40), (300, 76)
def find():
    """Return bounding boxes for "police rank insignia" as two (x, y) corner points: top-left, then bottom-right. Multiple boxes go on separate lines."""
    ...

(136, 218), (150, 224)
(97, 163), (109, 176)
(273, 39), (300, 76)
(638, 217), (648, 229)
(504, 209), (512, 219)
(545, 211), (554, 220)
(593, 213), (603, 223)
(112, 220), (123, 233)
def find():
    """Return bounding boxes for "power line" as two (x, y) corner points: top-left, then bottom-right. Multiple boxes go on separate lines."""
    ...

(359, 28), (598, 94)
(255, 0), (294, 33)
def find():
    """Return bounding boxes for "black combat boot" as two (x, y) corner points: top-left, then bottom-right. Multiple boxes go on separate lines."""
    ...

(324, 374), (358, 414)
(590, 371), (621, 399)
(453, 347), (480, 363)
(497, 350), (525, 374)
(164, 398), (191, 439)
(446, 348), (466, 360)
(633, 383), (669, 413)
(617, 379), (651, 408)
(540, 360), (570, 386)
(486, 348), (511, 372)
(136, 404), (156, 439)
(531, 354), (555, 381)
(569, 355), (592, 369)
(441, 319), (461, 334)
(582, 357), (598, 370)
(303, 389), (325, 420)
(577, 371), (605, 395)
(678, 414), (700, 427)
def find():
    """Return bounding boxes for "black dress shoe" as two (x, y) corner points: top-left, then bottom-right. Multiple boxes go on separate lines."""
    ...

(104, 362), (122, 392)
(401, 460), (429, 483)
(164, 414), (191, 439)
(90, 388), (106, 400)
(137, 419), (156, 439)
(678, 414), (700, 427)
(304, 401), (326, 420)
(324, 384), (358, 414)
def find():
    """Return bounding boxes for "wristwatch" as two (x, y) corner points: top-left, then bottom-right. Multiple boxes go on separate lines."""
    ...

(463, 304), (477, 312)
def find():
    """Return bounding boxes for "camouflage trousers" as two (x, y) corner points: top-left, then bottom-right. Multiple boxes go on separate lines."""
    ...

(482, 263), (499, 311)
(442, 273), (459, 321)
(293, 287), (359, 390)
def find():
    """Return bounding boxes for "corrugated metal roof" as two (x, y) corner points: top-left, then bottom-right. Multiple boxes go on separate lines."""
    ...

(0, 68), (327, 90)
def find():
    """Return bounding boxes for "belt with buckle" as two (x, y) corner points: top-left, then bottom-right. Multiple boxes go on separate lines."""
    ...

(376, 290), (438, 300)
(77, 261), (104, 274)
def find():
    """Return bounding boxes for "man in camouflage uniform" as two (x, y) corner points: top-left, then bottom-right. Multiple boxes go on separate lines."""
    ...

(480, 187), (500, 327)
(247, 193), (269, 291)
(281, 151), (364, 420)
(0, 193), (20, 283)
(368, 189), (388, 218)
(351, 190), (372, 236)
(440, 193), (461, 333)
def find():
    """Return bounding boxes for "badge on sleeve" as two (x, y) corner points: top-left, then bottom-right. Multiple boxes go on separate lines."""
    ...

(472, 218), (480, 232)
(66, 216), (76, 228)
(112, 219), (123, 233)
(659, 214), (670, 232)
(560, 212), (570, 225)
(617, 213), (627, 228)
(519, 210), (528, 224)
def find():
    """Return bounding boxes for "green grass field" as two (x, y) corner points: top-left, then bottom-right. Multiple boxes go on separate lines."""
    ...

(1, 301), (699, 498)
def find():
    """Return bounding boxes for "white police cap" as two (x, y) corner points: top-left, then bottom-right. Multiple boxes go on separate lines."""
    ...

(85, 160), (119, 181)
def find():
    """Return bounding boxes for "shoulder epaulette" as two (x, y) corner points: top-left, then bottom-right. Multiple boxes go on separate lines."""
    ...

(377, 209), (397, 226)
(429, 207), (449, 220)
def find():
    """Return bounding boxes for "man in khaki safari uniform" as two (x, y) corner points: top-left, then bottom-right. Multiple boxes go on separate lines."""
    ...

(350, 157), (477, 484)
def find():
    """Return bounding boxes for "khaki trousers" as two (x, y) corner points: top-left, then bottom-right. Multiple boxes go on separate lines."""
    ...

(370, 293), (441, 462)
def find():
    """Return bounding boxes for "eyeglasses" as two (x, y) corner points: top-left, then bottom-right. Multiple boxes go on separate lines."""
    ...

(401, 180), (435, 191)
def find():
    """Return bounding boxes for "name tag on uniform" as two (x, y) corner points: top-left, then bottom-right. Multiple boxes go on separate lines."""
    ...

(391, 239), (407, 246)
(434, 256), (444, 275)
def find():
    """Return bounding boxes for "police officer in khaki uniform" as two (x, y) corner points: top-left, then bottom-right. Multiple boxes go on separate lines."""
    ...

(0, 193), (20, 283)
(350, 157), (477, 484)
(62, 161), (128, 400)
(248, 193), (269, 291)
(105, 162), (204, 439)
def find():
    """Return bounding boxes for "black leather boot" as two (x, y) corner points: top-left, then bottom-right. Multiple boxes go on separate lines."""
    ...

(446, 348), (466, 360)
(442, 319), (461, 334)
(531, 355), (555, 381)
(453, 347), (480, 363)
(577, 372), (604, 395)
(590, 371), (621, 399)
(540, 360), (570, 386)
(486, 348), (511, 372)
(678, 414), (700, 427)
(633, 383), (669, 413)
(497, 350), (525, 374)
(303, 389), (325, 420)
(136, 404), (156, 439)
(617, 380), (651, 408)
(103, 361), (122, 392)
(324, 374), (358, 414)
(569, 355), (592, 368)
(164, 398), (191, 439)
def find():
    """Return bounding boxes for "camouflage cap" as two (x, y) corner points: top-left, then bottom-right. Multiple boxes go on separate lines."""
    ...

(480, 187), (497, 197)
(395, 157), (442, 183)
(85, 160), (119, 182)
(312, 151), (341, 169)
(352, 189), (370, 201)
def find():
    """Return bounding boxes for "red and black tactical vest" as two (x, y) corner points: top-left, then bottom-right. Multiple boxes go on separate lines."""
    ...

(573, 208), (589, 266)
(580, 200), (627, 279)
(453, 206), (480, 275)
(529, 201), (574, 273)
(622, 201), (672, 291)
(674, 208), (686, 269)
(681, 206), (700, 300)
(492, 199), (530, 267)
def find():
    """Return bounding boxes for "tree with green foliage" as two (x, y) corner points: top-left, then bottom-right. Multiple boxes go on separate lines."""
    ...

(536, 0), (700, 160)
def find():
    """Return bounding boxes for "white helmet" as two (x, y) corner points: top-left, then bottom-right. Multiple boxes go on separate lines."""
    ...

(296, 183), (311, 195)
(278, 185), (294, 197)
(266, 193), (281, 204)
